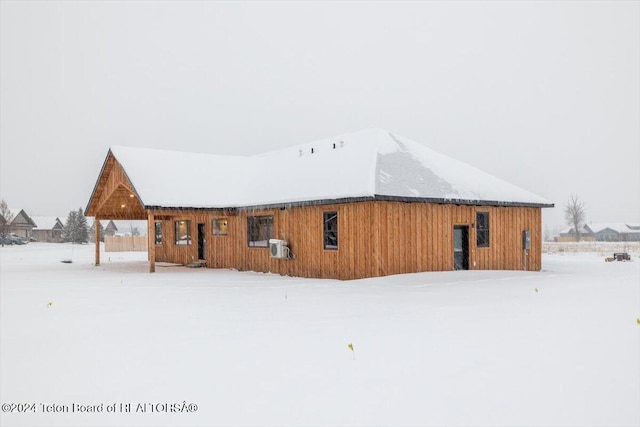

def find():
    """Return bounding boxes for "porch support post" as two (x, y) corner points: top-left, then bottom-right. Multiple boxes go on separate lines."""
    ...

(148, 212), (155, 273)
(94, 218), (100, 266)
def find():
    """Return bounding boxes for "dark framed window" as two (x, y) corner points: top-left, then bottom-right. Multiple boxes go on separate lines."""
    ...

(212, 218), (228, 236)
(175, 220), (192, 245)
(154, 221), (163, 245)
(476, 212), (489, 247)
(323, 211), (338, 250)
(247, 215), (273, 247)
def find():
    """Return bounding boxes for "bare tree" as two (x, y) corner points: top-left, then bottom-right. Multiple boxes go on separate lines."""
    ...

(564, 194), (587, 242)
(0, 199), (14, 246)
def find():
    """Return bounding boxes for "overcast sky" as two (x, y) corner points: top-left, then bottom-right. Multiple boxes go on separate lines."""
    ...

(1, 1), (638, 231)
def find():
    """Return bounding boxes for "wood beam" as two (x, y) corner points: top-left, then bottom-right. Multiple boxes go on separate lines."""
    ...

(148, 213), (155, 273)
(94, 218), (101, 266)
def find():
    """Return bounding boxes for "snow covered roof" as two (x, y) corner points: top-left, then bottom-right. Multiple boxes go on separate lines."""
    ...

(559, 225), (592, 235)
(106, 129), (553, 210)
(31, 216), (63, 230)
(587, 223), (640, 234)
(8, 209), (36, 226)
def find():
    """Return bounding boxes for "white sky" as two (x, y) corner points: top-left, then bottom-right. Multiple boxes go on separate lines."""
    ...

(1, 1), (638, 231)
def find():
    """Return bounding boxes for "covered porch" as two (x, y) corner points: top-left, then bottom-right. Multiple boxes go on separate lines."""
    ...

(84, 150), (156, 271)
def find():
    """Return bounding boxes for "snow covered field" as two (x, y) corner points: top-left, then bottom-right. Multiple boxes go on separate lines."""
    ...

(1, 243), (638, 427)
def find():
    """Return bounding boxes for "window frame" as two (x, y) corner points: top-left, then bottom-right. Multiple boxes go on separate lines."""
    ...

(323, 211), (338, 250)
(174, 220), (192, 246)
(212, 218), (229, 236)
(154, 221), (163, 245)
(476, 212), (490, 248)
(247, 215), (273, 248)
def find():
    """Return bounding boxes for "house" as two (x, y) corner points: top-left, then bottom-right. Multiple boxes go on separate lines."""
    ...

(104, 220), (118, 237)
(7, 209), (37, 240)
(558, 225), (595, 242)
(587, 223), (640, 242)
(89, 219), (104, 242)
(85, 129), (553, 279)
(31, 216), (64, 242)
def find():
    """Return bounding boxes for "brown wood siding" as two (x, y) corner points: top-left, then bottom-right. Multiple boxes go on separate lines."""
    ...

(147, 201), (542, 280)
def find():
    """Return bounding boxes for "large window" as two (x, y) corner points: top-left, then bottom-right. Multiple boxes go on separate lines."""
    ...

(212, 218), (228, 236)
(154, 221), (163, 245)
(323, 211), (338, 250)
(175, 220), (192, 245)
(247, 215), (273, 247)
(476, 212), (489, 247)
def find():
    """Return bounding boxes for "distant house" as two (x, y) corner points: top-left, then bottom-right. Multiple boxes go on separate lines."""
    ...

(587, 223), (640, 242)
(558, 225), (595, 242)
(7, 209), (37, 240)
(89, 219), (104, 242)
(104, 220), (118, 237)
(31, 217), (65, 243)
(85, 129), (553, 279)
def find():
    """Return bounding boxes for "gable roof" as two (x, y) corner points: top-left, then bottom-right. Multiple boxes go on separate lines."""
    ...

(89, 129), (553, 212)
(31, 216), (64, 230)
(587, 223), (640, 234)
(8, 209), (37, 227)
(105, 220), (118, 231)
(559, 225), (592, 235)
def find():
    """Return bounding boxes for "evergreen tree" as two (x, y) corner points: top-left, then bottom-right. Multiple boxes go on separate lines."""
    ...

(76, 208), (89, 243)
(63, 208), (89, 244)
(0, 199), (15, 246)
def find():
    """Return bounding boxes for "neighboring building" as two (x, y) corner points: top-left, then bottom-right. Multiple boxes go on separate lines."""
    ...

(89, 219), (104, 242)
(31, 216), (64, 242)
(85, 129), (553, 279)
(7, 209), (37, 240)
(587, 223), (640, 242)
(558, 225), (595, 242)
(104, 220), (118, 237)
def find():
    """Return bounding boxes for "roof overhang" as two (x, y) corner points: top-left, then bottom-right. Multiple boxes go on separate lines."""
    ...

(143, 195), (554, 213)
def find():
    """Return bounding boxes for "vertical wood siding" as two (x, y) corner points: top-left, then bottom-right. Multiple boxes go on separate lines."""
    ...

(147, 201), (542, 280)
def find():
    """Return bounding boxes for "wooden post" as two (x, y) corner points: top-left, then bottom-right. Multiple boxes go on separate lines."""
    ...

(148, 213), (155, 273)
(94, 218), (101, 266)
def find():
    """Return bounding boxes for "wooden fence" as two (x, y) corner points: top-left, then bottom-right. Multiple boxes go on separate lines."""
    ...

(105, 236), (147, 252)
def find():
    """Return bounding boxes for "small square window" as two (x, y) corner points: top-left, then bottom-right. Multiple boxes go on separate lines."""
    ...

(212, 218), (228, 236)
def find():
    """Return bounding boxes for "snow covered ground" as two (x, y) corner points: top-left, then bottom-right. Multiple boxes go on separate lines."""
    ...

(1, 243), (638, 427)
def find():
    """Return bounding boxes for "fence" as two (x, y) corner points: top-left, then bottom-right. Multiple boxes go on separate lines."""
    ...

(104, 236), (147, 252)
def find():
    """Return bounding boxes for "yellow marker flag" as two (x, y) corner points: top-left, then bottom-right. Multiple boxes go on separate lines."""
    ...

(47, 301), (53, 308)
(348, 343), (354, 352)
(534, 288), (539, 293)
(636, 318), (640, 326)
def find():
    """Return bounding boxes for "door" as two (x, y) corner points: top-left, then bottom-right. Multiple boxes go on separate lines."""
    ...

(197, 223), (206, 260)
(453, 225), (469, 270)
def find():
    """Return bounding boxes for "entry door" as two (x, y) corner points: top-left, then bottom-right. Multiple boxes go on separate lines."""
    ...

(197, 223), (206, 260)
(453, 226), (469, 270)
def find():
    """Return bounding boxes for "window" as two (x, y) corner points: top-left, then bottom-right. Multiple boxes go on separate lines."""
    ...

(323, 211), (338, 250)
(476, 212), (489, 247)
(212, 218), (228, 236)
(154, 221), (162, 245)
(247, 215), (273, 247)
(175, 220), (192, 245)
